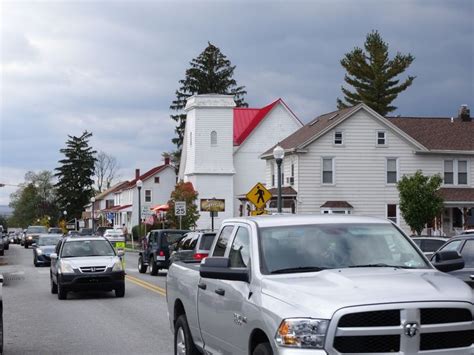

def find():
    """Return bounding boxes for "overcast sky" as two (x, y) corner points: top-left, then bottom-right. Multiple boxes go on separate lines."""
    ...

(1, 0), (473, 205)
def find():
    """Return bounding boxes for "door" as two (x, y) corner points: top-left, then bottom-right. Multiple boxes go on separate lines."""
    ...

(199, 225), (255, 354)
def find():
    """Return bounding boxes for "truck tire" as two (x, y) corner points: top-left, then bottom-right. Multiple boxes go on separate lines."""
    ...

(174, 315), (199, 355)
(149, 259), (158, 276)
(253, 343), (273, 355)
(138, 256), (147, 274)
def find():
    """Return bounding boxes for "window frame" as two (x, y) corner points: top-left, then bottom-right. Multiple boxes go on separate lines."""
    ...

(386, 158), (399, 185)
(376, 130), (387, 147)
(144, 189), (152, 203)
(386, 204), (399, 225)
(228, 226), (251, 269)
(333, 131), (344, 146)
(154, 176), (160, 184)
(211, 225), (235, 257)
(443, 159), (469, 185)
(210, 130), (217, 146)
(321, 157), (335, 185)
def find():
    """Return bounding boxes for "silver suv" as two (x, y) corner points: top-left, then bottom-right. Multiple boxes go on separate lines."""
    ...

(50, 236), (125, 300)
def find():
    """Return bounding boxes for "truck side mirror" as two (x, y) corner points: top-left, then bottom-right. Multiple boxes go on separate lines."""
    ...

(50, 253), (58, 259)
(431, 250), (464, 272)
(200, 257), (249, 283)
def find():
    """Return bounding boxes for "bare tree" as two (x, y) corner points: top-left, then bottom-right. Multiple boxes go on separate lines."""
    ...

(94, 151), (119, 192)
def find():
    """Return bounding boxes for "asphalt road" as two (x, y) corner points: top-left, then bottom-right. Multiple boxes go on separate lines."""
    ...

(0, 244), (173, 355)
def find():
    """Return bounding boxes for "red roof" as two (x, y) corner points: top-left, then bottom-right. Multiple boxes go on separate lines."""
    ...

(125, 164), (170, 190)
(233, 99), (282, 146)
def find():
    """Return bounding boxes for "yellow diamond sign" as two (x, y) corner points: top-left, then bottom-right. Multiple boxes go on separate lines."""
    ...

(246, 183), (272, 209)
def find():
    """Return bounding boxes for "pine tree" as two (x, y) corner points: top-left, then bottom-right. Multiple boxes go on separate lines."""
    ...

(55, 131), (97, 219)
(337, 31), (415, 116)
(170, 42), (247, 163)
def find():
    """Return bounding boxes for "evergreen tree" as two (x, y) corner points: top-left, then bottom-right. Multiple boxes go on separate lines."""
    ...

(55, 131), (97, 219)
(397, 171), (444, 235)
(337, 31), (415, 116)
(170, 42), (247, 163)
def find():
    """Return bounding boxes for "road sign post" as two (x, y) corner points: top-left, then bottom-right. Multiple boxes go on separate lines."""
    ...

(175, 201), (186, 229)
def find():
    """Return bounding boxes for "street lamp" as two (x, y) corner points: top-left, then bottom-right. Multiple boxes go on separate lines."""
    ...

(136, 179), (143, 250)
(91, 197), (96, 233)
(273, 144), (285, 213)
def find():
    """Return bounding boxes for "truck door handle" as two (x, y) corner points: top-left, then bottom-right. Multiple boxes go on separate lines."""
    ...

(198, 282), (207, 290)
(215, 288), (225, 296)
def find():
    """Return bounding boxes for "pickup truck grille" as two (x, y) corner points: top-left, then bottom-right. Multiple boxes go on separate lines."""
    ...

(330, 304), (473, 354)
(79, 266), (106, 273)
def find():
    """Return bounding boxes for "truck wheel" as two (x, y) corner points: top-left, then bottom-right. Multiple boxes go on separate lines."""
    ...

(0, 249), (3, 256)
(57, 282), (67, 300)
(174, 315), (199, 355)
(115, 284), (125, 298)
(138, 256), (147, 274)
(50, 275), (58, 294)
(149, 259), (158, 276)
(253, 343), (273, 355)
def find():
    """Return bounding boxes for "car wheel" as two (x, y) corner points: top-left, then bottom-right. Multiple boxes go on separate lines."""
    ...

(57, 282), (67, 300)
(50, 275), (58, 294)
(4, 244), (8, 251)
(115, 284), (125, 298)
(138, 256), (147, 274)
(24, 244), (28, 249)
(174, 315), (199, 355)
(149, 259), (158, 276)
(253, 343), (273, 355)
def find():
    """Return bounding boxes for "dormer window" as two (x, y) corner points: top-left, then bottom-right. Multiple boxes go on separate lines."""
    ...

(211, 131), (217, 146)
(376, 131), (386, 146)
(334, 131), (343, 145)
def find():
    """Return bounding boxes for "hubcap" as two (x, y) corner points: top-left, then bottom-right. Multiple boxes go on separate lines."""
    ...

(176, 327), (186, 355)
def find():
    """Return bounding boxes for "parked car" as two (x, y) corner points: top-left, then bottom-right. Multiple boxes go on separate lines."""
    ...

(137, 229), (189, 275)
(33, 234), (63, 266)
(411, 236), (449, 258)
(24, 226), (48, 248)
(50, 235), (125, 299)
(461, 229), (474, 235)
(167, 215), (471, 355)
(170, 231), (216, 264)
(48, 227), (63, 234)
(0, 237), (4, 256)
(430, 234), (474, 288)
(0, 228), (8, 252)
(95, 226), (113, 236)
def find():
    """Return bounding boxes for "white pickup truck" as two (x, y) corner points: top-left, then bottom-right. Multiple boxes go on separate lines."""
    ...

(166, 215), (473, 355)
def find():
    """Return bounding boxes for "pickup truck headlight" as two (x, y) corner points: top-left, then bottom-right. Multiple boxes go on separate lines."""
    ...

(36, 248), (43, 255)
(59, 261), (75, 274)
(111, 259), (123, 272)
(275, 318), (329, 349)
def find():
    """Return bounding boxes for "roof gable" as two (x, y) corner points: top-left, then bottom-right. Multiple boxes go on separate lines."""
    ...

(125, 164), (173, 190)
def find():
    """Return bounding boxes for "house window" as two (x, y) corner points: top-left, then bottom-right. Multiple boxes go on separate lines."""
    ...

(145, 189), (152, 203)
(458, 160), (467, 185)
(321, 209), (351, 215)
(271, 163), (275, 187)
(322, 158), (334, 184)
(291, 163), (294, 178)
(376, 131), (386, 146)
(154, 177), (160, 184)
(386, 158), (398, 184)
(211, 131), (217, 146)
(444, 160), (454, 184)
(334, 131), (343, 145)
(387, 204), (398, 224)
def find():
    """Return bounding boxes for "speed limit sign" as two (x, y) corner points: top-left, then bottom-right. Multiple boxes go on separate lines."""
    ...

(175, 201), (186, 216)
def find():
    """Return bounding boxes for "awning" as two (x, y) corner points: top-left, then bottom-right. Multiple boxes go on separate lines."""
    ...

(151, 204), (169, 212)
(101, 204), (132, 213)
(438, 188), (474, 204)
(321, 201), (354, 208)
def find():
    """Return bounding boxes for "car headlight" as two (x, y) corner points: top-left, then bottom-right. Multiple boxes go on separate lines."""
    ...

(112, 259), (123, 272)
(28, 236), (33, 240)
(36, 248), (43, 255)
(59, 261), (75, 274)
(275, 318), (329, 349)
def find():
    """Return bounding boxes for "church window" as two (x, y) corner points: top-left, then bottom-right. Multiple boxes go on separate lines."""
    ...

(211, 131), (217, 146)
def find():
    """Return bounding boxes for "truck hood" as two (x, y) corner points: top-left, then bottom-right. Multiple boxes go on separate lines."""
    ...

(261, 268), (473, 319)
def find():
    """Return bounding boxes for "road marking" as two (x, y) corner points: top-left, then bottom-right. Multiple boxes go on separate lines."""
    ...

(125, 275), (166, 296)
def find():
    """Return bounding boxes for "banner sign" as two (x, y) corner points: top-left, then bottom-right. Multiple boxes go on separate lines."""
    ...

(200, 199), (225, 212)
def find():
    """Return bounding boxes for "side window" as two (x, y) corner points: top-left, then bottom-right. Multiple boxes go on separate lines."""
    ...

(55, 240), (62, 254)
(229, 227), (250, 268)
(440, 240), (464, 253)
(460, 240), (474, 268)
(149, 232), (156, 245)
(212, 226), (234, 257)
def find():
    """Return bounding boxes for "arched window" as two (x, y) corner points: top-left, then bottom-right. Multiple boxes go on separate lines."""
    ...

(210, 130), (217, 146)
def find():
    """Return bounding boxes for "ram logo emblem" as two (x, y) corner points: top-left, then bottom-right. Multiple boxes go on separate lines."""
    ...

(404, 322), (419, 337)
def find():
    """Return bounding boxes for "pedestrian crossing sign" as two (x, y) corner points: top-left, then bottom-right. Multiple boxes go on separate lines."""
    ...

(246, 182), (272, 209)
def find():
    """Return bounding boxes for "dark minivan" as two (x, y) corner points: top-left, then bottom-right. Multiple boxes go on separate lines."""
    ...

(138, 229), (189, 275)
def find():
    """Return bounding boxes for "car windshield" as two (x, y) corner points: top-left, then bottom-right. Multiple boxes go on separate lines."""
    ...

(259, 223), (429, 274)
(27, 226), (48, 234)
(61, 240), (115, 257)
(38, 236), (62, 246)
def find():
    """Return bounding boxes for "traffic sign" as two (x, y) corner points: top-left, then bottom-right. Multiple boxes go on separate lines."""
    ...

(250, 209), (268, 216)
(246, 182), (272, 209)
(175, 201), (186, 216)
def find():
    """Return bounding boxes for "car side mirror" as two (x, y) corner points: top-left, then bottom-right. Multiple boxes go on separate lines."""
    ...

(117, 250), (124, 257)
(200, 257), (249, 282)
(431, 250), (464, 272)
(50, 253), (58, 259)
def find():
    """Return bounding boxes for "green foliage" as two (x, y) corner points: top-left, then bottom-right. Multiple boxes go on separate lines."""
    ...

(337, 30), (415, 116)
(397, 171), (444, 235)
(55, 131), (97, 220)
(0, 215), (8, 230)
(132, 224), (150, 240)
(166, 182), (200, 230)
(9, 170), (60, 227)
(170, 42), (247, 165)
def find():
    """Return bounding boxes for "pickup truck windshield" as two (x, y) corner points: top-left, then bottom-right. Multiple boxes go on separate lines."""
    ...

(259, 223), (429, 274)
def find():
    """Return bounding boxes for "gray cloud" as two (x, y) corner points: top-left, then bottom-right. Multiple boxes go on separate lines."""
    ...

(1, 0), (472, 204)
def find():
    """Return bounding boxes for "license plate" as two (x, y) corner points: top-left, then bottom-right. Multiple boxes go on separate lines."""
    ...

(156, 256), (165, 261)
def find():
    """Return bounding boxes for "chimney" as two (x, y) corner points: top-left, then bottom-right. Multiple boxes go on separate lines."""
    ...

(458, 104), (471, 122)
(165, 157), (170, 165)
(135, 169), (140, 179)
